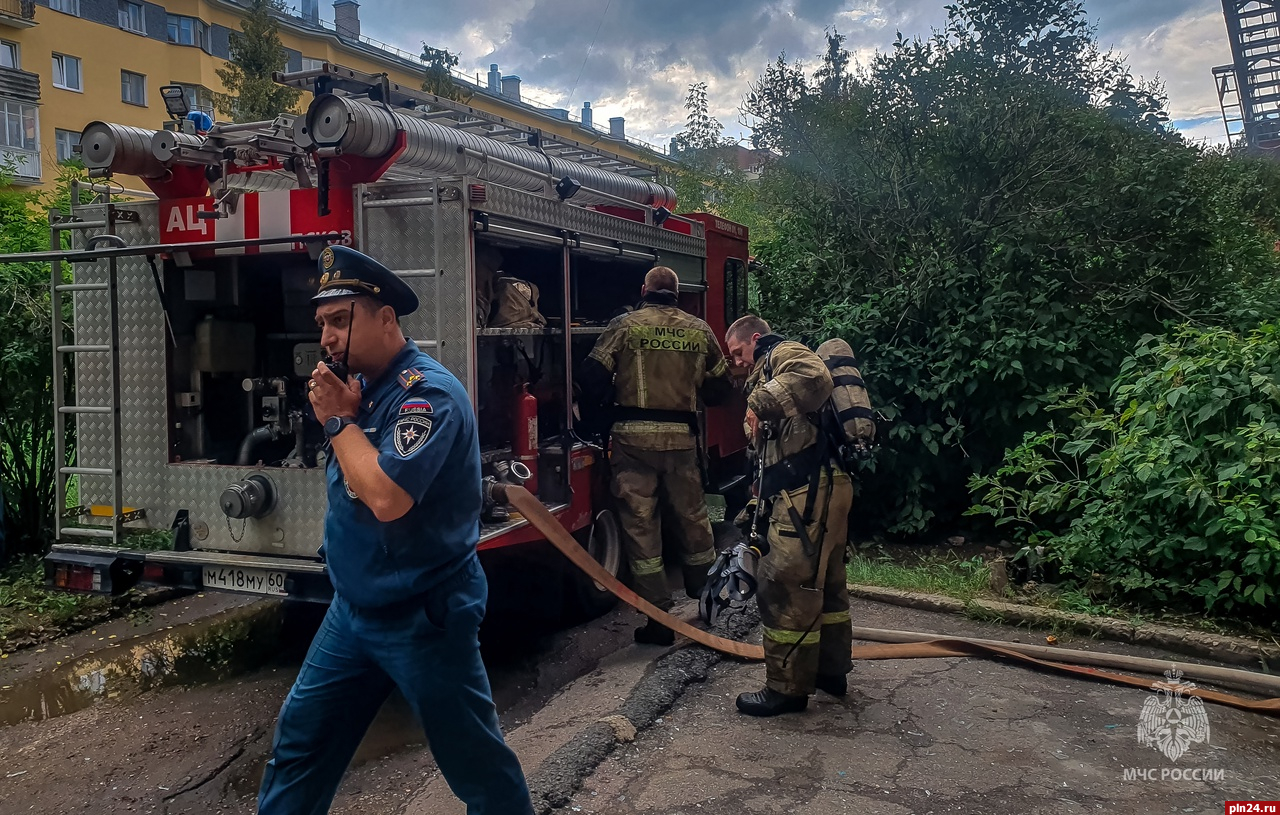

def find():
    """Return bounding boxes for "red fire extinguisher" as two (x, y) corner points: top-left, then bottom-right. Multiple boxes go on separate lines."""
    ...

(513, 383), (539, 495)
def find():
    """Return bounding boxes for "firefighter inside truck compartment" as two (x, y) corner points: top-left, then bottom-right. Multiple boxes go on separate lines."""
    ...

(255, 245), (535, 814)
(577, 266), (735, 646)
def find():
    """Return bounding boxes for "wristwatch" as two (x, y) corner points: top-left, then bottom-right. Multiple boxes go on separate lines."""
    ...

(324, 415), (357, 438)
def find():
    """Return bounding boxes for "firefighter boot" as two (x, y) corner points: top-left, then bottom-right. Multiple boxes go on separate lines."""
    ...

(815, 673), (848, 697)
(634, 617), (675, 646)
(682, 564), (710, 600)
(735, 688), (808, 717)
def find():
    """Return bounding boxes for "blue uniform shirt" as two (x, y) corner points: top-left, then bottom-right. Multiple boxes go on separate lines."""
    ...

(321, 340), (482, 609)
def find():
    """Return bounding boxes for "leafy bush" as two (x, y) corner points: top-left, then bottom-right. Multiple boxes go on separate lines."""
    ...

(969, 325), (1280, 618)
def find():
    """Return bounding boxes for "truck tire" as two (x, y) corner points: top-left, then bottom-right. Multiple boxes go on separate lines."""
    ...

(565, 508), (625, 621)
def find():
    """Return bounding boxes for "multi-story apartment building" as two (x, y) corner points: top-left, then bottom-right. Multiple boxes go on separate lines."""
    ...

(0, 0), (664, 189)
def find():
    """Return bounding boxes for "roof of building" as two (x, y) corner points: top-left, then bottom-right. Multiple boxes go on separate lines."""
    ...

(212, 0), (672, 165)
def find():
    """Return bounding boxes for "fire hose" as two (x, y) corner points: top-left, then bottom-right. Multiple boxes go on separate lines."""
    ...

(495, 484), (1280, 717)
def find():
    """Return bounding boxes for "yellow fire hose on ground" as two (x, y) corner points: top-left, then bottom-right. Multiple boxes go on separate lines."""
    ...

(499, 485), (1280, 717)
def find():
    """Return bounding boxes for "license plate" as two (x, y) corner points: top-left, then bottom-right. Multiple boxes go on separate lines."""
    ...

(202, 566), (288, 596)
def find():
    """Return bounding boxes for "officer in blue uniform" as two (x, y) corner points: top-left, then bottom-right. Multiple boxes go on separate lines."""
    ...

(257, 245), (534, 815)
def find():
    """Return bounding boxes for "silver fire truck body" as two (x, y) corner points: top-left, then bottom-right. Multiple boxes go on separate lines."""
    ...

(25, 64), (750, 606)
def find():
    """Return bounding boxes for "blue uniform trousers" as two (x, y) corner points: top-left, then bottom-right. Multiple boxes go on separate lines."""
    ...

(257, 556), (534, 814)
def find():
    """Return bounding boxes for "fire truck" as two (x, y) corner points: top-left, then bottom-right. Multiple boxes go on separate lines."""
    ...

(17, 64), (751, 616)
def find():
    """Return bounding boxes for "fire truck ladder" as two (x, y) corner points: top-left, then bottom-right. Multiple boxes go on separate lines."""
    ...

(273, 63), (665, 180)
(49, 202), (139, 546)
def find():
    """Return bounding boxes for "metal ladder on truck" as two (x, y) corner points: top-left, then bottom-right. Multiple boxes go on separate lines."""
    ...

(49, 201), (143, 551)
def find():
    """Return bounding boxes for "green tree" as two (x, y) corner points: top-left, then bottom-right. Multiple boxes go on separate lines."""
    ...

(741, 0), (1280, 535)
(675, 82), (724, 152)
(0, 166), (85, 562)
(667, 82), (763, 231)
(421, 45), (469, 102)
(213, 0), (302, 123)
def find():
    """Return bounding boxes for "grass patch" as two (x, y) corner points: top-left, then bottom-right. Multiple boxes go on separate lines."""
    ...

(846, 553), (991, 602)
(0, 557), (107, 646)
(847, 548), (1277, 643)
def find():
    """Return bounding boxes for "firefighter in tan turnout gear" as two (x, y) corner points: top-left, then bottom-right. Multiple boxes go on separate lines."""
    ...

(725, 315), (855, 717)
(578, 267), (734, 646)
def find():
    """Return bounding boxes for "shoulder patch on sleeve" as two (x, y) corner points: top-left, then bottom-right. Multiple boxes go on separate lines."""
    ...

(400, 400), (433, 415)
(397, 368), (425, 390)
(394, 413), (433, 456)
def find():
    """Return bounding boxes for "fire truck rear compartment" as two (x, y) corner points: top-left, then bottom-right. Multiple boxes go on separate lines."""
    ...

(161, 253), (325, 469)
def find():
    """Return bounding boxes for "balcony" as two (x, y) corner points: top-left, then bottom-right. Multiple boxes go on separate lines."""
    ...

(0, 0), (37, 28)
(0, 146), (40, 182)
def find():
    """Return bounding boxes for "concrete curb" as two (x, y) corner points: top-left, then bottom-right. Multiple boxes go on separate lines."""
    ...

(847, 584), (1280, 669)
(525, 606), (760, 814)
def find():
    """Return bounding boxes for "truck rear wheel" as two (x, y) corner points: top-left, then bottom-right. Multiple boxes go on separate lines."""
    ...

(566, 508), (625, 621)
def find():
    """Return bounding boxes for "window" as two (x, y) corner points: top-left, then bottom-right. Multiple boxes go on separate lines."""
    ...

(301, 57), (325, 72)
(724, 258), (749, 326)
(1, 99), (38, 152)
(118, 0), (145, 33)
(173, 82), (213, 115)
(55, 129), (81, 163)
(121, 70), (146, 106)
(52, 54), (83, 92)
(0, 40), (18, 71)
(166, 15), (207, 48)
(49, 0), (80, 15)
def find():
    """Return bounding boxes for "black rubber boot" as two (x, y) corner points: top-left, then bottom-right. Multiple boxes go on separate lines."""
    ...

(736, 688), (809, 717)
(815, 673), (848, 697)
(634, 618), (675, 646)
(682, 565), (709, 600)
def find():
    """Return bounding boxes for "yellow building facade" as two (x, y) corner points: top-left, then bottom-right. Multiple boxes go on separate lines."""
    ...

(0, 0), (666, 191)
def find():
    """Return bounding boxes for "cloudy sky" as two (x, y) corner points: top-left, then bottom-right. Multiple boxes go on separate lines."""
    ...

(350, 0), (1233, 152)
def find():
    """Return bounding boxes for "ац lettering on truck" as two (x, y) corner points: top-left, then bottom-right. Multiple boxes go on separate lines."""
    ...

(16, 65), (749, 619)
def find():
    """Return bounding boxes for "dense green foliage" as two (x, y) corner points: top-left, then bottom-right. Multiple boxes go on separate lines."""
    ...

(739, 0), (1280, 542)
(970, 326), (1280, 618)
(0, 169), (84, 562)
(214, 0), (303, 123)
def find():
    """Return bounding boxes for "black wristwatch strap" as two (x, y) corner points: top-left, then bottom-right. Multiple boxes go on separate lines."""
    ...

(326, 415), (358, 438)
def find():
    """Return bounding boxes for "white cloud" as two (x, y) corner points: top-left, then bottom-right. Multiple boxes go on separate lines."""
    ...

(1102, 7), (1231, 125)
(353, 0), (1235, 146)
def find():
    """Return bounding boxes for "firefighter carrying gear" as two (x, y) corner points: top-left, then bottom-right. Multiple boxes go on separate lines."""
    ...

(577, 284), (733, 620)
(741, 335), (855, 706)
(755, 468), (854, 699)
